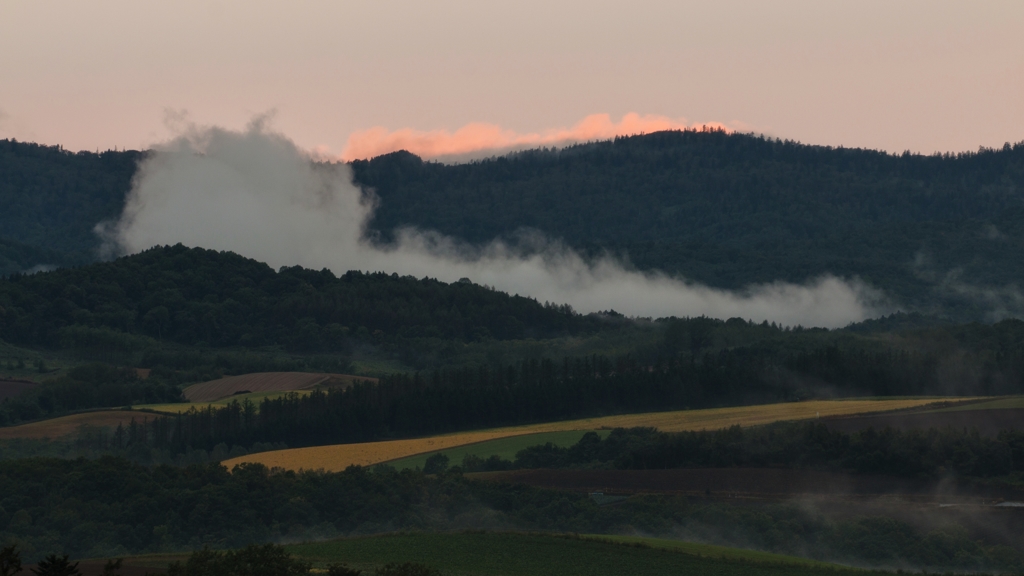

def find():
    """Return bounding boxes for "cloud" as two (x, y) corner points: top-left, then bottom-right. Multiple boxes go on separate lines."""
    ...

(100, 119), (885, 328)
(340, 113), (733, 162)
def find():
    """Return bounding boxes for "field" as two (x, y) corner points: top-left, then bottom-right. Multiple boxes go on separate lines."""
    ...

(0, 410), (157, 440)
(182, 372), (372, 402)
(386, 430), (609, 470)
(0, 377), (37, 401)
(137, 389), (314, 414)
(934, 396), (1024, 411)
(222, 398), (959, 472)
(824, 404), (1024, 436)
(281, 531), (876, 576)
(585, 535), (838, 568)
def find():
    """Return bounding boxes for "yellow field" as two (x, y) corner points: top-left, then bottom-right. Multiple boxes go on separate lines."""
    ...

(221, 397), (958, 472)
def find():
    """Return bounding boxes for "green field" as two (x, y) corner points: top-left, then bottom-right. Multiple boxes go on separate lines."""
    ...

(284, 532), (881, 576)
(384, 430), (608, 470)
(588, 535), (838, 568)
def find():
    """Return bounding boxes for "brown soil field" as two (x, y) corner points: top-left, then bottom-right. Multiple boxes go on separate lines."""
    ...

(0, 377), (37, 401)
(824, 408), (1024, 436)
(0, 410), (161, 440)
(33, 563), (166, 576)
(222, 398), (958, 472)
(183, 372), (373, 402)
(473, 468), (1024, 502)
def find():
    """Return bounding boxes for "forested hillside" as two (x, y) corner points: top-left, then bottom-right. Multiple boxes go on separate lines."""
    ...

(354, 131), (1024, 317)
(0, 245), (592, 353)
(0, 139), (139, 272)
(4, 132), (1024, 320)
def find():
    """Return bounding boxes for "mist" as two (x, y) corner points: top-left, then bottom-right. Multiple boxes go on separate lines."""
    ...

(100, 119), (886, 328)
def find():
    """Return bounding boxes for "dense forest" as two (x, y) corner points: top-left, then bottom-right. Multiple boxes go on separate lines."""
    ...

(0, 139), (138, 273)
(0, 245), (594, 354)
(0, 456), (1019, 571)
(353, 131), (1024, 317)
(4, 132), (1024, 320)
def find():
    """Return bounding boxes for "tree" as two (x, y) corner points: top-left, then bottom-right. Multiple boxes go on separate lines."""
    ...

(423, 453), (449, 475)
(30, 555), (80, 576)
(101, 559), (122, 576)
(0, 545), (22, 576)
(168, 545), (310, 576)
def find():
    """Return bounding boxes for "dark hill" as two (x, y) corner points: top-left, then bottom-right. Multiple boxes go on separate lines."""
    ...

(354, 131), (1024, 317)
(4, 132), (1024, 320)
(0, 139), (140, 261)
(0, 244), (593, 352)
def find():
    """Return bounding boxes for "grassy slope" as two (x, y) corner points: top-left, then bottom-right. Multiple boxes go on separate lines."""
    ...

(586, 535), (838, 568)
(221, 398), (959, 472)
(284, 532), (878, 576)
(384, 430), (610, 470)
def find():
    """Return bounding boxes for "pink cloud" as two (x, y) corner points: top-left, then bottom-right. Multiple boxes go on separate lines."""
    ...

(340, 113), (732, 161)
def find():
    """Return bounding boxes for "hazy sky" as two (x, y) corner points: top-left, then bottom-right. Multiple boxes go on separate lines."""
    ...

(1, 1), (1022, 157)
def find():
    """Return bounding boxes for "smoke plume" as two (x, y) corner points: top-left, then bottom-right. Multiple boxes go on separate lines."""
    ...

(100, 119), (885, 328)
(340, 112), (733, 162)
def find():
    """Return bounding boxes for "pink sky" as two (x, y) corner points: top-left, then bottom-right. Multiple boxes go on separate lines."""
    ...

(340, 113), (733, 161)
(0, 1), (1022, 157)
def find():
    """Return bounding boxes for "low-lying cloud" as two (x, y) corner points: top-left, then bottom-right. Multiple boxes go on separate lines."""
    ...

(340, 112), (733, 162)
(100, 119), (885, 328)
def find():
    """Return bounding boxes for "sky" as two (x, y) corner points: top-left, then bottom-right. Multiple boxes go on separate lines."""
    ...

(1, 1), (1022, 159)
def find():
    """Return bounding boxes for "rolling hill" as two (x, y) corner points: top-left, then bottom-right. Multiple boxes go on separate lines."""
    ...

(4, 132), (1024, 320)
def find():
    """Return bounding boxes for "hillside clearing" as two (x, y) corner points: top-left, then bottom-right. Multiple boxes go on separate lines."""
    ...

(0, 410), (158, 439)
(182, 372), (371, 402)
(222, 398), (959, 472)
(136, 389), (314, 414)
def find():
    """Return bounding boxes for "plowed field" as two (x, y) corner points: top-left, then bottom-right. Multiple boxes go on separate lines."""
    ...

(139, 389), (315, 414)
(0, 377), (37, 401)
(825, 407), (1024, 436)
(182, 372), (372, 402)
(38, 563), (164, 576)
(0, 410), (161, 439)
(221, 397), (957, 472)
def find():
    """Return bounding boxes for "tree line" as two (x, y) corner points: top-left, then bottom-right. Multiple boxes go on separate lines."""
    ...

(464, 422), (1024, 480)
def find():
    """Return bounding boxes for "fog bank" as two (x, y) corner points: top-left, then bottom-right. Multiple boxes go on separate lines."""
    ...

(100, 120), (885, 328)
